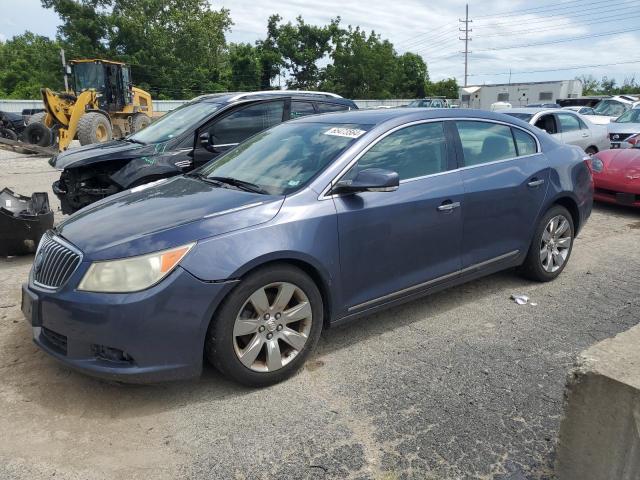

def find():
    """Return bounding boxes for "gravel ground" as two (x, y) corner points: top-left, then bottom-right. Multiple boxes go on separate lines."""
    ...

(1, 148), (639, 480)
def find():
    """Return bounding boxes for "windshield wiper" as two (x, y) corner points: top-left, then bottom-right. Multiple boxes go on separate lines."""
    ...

(207, 176), (269, 194)
(125, 138), (146, 145)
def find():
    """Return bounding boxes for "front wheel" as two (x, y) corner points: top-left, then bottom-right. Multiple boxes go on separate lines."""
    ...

(519, 205), (574, 282)
(206, 265), (323, 387)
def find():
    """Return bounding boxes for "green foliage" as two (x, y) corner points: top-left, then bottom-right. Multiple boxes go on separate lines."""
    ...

(0, 32), (63, 98)
(425, 78), (459, 98)
(1, 4), (452, 100)
(577, 74), (639, 96)
(321, 26), (398, 99)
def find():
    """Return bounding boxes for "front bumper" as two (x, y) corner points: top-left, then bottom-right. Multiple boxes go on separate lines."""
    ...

(593, 176), (640, 208)
(22, 266), (235, 382)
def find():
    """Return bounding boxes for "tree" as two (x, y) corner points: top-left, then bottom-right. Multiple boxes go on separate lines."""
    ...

(227, 43), (261, 91)
(0, 32), (63, 98)
(425, 78), (458, 98)
(394, 52), (429, 98)
(255, 15), (283, 90)
(41, 0), (232, 99)
(321, 26), (398, 99)
(264, 15), (340, 89)
(576, 75), (600, 95)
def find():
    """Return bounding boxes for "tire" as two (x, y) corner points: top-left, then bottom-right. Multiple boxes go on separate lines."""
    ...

(77, 112), (112, 145)
(27, 112), (47, 125)
(519, 205), (575, 282)
(0, 126), (18, 141)
(23, 122), (52, 146)
(206, 264), (324, 387)
(585, 146), (598, 155)
(131, 113), (151, 133)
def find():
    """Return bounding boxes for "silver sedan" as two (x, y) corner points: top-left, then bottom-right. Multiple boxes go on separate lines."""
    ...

(501, 108), (609, 154)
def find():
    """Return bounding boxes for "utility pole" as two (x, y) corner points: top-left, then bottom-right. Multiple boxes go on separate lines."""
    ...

(60, 48), (69, 92)
(459, 4), (472, 87)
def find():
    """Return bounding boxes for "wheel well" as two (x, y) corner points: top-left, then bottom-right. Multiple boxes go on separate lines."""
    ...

(553, 197), (580, 231)
(586, 145), (598, 153)
(238, 259), (333, 330)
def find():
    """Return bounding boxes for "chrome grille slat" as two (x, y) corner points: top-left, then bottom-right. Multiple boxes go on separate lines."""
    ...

(33, 231), (82, 289)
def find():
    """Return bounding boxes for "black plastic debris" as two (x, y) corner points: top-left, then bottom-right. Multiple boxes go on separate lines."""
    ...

(0, 188), (54, 256)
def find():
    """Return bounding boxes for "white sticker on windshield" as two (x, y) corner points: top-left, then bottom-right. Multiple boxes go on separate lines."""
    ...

(323, 127), (366, 139)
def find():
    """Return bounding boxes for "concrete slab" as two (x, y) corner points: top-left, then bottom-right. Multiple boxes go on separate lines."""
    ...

(556, 323), (640, 479)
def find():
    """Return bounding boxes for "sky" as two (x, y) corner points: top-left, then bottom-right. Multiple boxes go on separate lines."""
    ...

(2, 0), (640, 88)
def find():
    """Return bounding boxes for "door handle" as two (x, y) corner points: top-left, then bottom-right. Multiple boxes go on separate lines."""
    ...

(527, 178), (545, 188)
(437, 201), (461, 212)
(581, 133), (589, 137)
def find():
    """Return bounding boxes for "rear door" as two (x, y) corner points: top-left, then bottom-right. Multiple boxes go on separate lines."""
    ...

(193, 99), (286, 166)
(556, 112), (590, 149)
(454, 120), (549, 269)
(334, 121), (464, 312)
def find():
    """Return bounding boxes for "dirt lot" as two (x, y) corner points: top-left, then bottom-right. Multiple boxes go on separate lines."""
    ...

(1, 148), (639, 480)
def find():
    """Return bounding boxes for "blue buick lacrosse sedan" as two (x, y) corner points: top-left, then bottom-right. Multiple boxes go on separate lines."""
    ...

(22, 109), (593, 386)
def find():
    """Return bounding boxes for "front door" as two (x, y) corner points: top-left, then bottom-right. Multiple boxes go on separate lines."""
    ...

(454, 120), (550, 268)
(556, 112), (591, 150)
(334, 121), (464, 312)
(193, 100), (286, 167)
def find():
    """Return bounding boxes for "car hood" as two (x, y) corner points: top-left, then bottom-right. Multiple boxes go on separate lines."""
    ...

(56, 175), (284, 260)
(607, 123), (640, 134)
(50, 140), (165, 169)
(595, 149), (640, 178)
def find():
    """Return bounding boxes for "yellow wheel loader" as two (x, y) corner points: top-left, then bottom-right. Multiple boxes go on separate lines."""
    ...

(23, 59), (153, 151)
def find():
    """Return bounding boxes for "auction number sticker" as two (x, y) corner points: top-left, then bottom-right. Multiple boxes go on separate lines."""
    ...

(323, 127), (366, 139)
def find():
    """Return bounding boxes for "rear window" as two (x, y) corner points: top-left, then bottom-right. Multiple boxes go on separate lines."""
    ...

(503, 112), (533, 122)
(317, 103), (350, 113)
(456, 121), (517, 166)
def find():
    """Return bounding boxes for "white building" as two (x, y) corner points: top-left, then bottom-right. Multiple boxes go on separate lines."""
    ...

(459, 80), (583, 110)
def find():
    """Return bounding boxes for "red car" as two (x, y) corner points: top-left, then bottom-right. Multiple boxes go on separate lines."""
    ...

(591, 133), (640, 208)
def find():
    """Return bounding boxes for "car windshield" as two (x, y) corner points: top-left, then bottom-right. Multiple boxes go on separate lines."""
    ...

(593, 100), (627, 117)
(504, 112), (533, 122)
(197, 122), (370, 196)
(129, 101), (219, 144)
(615, 108), (640, 123)
(407, 99), (431, 107)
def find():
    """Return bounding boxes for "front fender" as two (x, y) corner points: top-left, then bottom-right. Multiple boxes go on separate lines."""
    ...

(110, 151), (192, 188)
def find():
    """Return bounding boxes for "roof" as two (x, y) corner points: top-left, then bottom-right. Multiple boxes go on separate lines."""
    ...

(501, 108), (564, 115)
(70, 59), (126, 65)
(192, 91), (355, 106)
(292, 107), (536, 127)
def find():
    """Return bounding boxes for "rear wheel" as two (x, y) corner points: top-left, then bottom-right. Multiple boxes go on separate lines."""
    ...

(77, 112), (112, 146)
(23, 122), (52, 146)
(519, 205), (574, 282)
(206, 264), (323, 387)
(131, 113), (151, 133)
(585, 146), (598, 155)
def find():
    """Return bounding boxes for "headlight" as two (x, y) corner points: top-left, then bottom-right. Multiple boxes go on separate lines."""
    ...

(591, 156), (604, 173)
(78, 243), (195, 293)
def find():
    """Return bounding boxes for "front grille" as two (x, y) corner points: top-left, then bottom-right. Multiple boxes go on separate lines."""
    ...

(609, 133), (633, 141)
(41, 327), (68, 355)
(33, 231), (82, 289)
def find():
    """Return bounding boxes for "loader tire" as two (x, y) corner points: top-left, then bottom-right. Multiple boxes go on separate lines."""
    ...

(131, 113), (151, 133)
(0, 127), (18, 141)
(23, 122), (52, 146)
(77, 112), (112, 146)
(27, 112), (47, 125)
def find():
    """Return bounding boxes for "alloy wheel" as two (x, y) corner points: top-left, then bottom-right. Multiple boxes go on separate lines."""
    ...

(233, 282), (313, 372)
(539, 214), (572, 273)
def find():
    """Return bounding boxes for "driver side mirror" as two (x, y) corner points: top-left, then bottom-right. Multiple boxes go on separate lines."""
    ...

(199, 132), (216, 151)
(331, 168), (399, 195)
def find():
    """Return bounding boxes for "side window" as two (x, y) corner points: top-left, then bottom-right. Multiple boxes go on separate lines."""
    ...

(557, 113), (581, 132)
(534, 114), (558, 135)
(347, 122), (448, 181)
(209, 101), (284, 145)
(291, 101), (315, 119)
(317, 102), (350, 113)
(512, 128), (537, 156)
(456, 121), (517, 166)
(432, 100), (443, 108)
(576, 116), (588, 130)
(497, 93), (509, 102)
(539, 92), (553, 101)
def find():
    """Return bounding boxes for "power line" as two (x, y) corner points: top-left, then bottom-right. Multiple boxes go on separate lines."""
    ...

(474, 27), (640, 52)
(475, 0), (640, 28)
(474, 0), (615, 19)
(468, 59), (640, 77)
